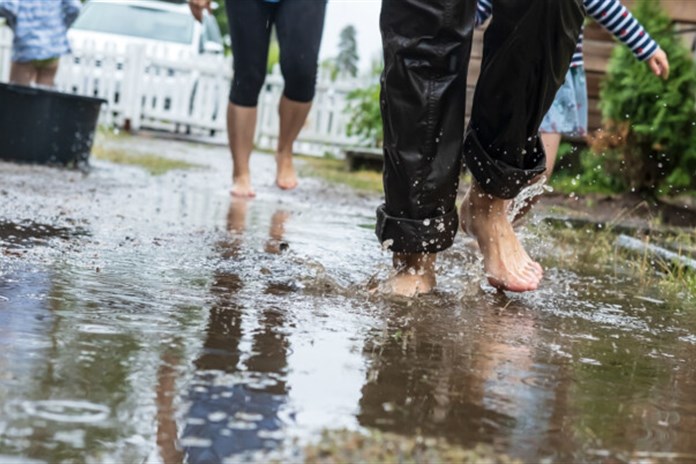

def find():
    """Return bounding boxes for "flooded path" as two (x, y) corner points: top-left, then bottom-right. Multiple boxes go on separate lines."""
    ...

(1, 135), (695, 463)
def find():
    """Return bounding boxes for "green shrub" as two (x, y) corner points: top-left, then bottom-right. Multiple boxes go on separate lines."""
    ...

(344, 82), (383, 147)
(591, 0), (696, 196)
(551, 148), (623, 195)
(267, 39), (280, 74)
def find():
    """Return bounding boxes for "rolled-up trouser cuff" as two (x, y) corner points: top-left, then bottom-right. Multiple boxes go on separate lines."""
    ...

(463, 128), (546, 200)
(375, 205), (459, 254)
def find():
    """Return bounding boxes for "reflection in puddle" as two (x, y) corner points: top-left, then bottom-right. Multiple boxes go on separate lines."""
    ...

(0, 220), (87, 248)
(1, 142), (696, 462)
(158, 201), (294, 463)
(10, 400), (110, 424)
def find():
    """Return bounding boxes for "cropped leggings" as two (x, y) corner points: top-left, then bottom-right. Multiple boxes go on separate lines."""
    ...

(376, 0), (585, 254)
(225, 0), (327, 107)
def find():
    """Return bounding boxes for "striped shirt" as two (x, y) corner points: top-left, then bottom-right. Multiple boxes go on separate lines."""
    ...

(0, 0), (81, 63)
(475, 0), (659, 67)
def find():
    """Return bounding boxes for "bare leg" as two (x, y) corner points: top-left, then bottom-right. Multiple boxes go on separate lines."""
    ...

(227, 199), (248, 234)
(156, 353), (184, 464)
(461, 180), (543, 292)
(9, 62), (37, 86)
(35, 61), (60, 88)
(510, 132), (562, 223)
(276, 96), (310, 190)
(541, 132), (562, 178)
(379, 253), (436, 297)
(227, 103), (257, 197)
(221, 199), (248, 259)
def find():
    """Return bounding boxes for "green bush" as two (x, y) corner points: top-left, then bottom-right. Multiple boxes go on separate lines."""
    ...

(591, 0), (696, 196)
(267, 39), (280, 74)
(344, 82), (383, 147)
(551, 148), (624, 195)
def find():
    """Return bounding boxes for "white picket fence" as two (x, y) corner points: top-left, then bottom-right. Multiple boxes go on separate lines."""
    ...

(0, 26), (370, 156)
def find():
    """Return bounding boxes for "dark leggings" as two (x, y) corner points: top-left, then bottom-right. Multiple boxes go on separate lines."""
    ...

(376, 0), (585, 254)
(225, 0), (327, 107)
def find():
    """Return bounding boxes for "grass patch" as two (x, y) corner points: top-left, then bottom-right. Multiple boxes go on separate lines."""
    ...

(550, 148), (619, 196)
(92, 144), (201, 176)
(549, 173), (618, 196)
(303, 429), (521, 464)
(543, 223), (696, 300)
(299, 156), (383, 194)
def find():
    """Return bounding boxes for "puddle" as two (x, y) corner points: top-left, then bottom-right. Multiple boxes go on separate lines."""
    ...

(8, 400), (110, 424)
(1, 136), (695, 463)
(0, 220), (87, 248)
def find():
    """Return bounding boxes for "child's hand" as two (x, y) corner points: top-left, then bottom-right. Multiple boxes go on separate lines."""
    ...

(647, 48), (669, 79)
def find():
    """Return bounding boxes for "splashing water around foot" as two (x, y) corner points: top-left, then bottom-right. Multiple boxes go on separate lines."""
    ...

(508, 176), (553, 223)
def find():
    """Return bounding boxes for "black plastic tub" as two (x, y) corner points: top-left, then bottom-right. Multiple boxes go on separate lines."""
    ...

(0, 83), (106, 167)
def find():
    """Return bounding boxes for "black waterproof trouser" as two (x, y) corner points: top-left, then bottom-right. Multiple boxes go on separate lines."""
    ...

(376, 0), (585, 254)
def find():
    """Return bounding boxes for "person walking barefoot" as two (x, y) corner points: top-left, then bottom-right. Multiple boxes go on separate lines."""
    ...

(474, 0), (670, 223)
(189, 0), (327, 197)
(376, 0), (585, 296)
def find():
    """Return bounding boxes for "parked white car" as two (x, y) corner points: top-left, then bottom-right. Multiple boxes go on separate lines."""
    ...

(69, 0), (224, 58)
(66, 0), (227, 134)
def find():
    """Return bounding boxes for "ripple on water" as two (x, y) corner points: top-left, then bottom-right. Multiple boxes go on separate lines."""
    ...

(77, 324), (124, 335)
(0, 455), (46, 464)
(179, 437), (213, 448)
(9, 400), (110, 424)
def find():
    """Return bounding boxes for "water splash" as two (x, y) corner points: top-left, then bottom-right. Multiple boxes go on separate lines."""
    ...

(508, 176), (552, 222)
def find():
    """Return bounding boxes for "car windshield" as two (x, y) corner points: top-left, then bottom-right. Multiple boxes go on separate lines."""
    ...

(72, 2), (195, 45)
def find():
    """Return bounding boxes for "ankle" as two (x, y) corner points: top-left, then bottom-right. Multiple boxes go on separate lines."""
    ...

(468, 181), (506, 216)
(233, 172), (250, 182)
(276, 148), (293, 160)
(393, 253), (435, 275)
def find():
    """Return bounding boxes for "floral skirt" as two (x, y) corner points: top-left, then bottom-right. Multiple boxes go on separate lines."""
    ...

(540, 65), (588, 137)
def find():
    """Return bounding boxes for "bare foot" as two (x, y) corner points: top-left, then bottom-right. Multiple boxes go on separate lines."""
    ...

(460, 181), (543, 292)
(377, 253), (436, 297)
(275, 153), (298, 190)
(231, 174), (256, 198)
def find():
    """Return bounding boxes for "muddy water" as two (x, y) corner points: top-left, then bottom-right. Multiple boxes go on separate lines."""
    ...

(1, 136), (695, 463)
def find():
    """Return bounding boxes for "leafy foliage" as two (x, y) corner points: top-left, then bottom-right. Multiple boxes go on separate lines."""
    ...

(591, 0), (696, 195)
(551, 148), (624, 195)
(211, 3), (228, 39)
(336, 25), (359, 78)
(344, 82), (382, 147)
(267, 37), (280, 74)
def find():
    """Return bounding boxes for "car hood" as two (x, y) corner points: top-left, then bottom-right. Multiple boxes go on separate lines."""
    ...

(68, 29), (197, 59)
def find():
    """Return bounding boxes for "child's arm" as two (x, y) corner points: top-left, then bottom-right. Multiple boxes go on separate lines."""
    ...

(61, 0), (82, 28)
(584, 0), (669, 78)
(475, 0), (493, 27)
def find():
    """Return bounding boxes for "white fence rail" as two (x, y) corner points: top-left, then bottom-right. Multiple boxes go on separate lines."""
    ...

(0, 26), (370, 156)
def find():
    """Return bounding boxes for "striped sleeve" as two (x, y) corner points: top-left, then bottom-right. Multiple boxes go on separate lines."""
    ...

(584, 0), (659, 61)
(475, 0), (493, 27)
